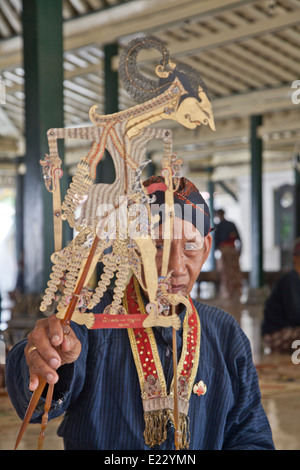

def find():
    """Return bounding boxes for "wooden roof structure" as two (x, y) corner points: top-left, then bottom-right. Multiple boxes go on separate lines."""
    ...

(0, 0), (300, 186)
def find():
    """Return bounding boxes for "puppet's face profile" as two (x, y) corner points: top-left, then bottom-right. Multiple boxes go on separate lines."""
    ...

(173, 87), (215, 131)
(119, 36), (215, 133)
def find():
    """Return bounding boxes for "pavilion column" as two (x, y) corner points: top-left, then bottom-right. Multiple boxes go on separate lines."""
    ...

(295, 151), (300, 238)
(249, 114), (264, 289)
(22, 0), (64, 293)
(95, 43), (119, 280)
(207, 166), (215, 270)
(96, 43), (119, 184)
(239, 116), (265, 362)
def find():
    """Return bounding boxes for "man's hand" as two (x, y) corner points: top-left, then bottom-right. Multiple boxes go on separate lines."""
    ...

(25, 315), (81, 391)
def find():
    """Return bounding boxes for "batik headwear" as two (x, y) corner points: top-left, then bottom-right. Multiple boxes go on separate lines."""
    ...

(144, 176), (213, 237)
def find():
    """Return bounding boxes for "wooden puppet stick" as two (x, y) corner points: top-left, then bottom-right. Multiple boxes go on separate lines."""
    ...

(37, 383), (54, 450)
(172, 305), (180, 450)
(14, 216), (105, 450)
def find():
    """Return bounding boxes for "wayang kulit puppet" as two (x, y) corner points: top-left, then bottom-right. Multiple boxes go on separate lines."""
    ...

(15, 36), (215, 450)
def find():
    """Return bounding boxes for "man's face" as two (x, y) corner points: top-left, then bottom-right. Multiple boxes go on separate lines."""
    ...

(154, 217), (212, 296)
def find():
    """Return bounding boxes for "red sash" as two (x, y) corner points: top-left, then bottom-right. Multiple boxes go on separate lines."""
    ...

(124, 276), (201, 449)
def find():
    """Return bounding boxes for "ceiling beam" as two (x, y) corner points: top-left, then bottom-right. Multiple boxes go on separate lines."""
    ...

(258, 119), (300, 137)
(188, 160), (294, 182)
(0, 135), (20, 153)
(1, 2), (300, 71)
(64, 0), (255, 50)
(165, 9), (300, 58)
(0, 0), (255, 69)
(0, 36), (22, 69)
(212, 84), (295, 119)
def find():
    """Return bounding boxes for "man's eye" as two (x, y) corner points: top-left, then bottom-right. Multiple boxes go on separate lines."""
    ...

(185, 242), (198, 251)
(155, 243), (164, 250)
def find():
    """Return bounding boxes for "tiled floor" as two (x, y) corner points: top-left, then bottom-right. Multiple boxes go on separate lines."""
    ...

(206, 295), (300, 450)
(257, 353), (300, 450)
(0, 391), (63, 450)
(1, 295), (300, 450)
(262, 394), (300, 450)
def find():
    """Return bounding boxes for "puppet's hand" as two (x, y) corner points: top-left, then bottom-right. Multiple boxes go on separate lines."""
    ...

(24, 314), (81, 391)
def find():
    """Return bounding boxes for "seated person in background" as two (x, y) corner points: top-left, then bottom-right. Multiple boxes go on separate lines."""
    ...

(262, 238), (300, 353)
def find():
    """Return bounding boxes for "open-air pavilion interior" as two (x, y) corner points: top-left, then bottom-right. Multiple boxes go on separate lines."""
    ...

(0, 0), (300, 450)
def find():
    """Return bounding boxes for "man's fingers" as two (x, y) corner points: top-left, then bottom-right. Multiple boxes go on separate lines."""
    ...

(26, 346), (59, 389)
(28, 374), (39, 392)
(25, 316), (64, 386)
(24, 315), (81, 388)
(48, 315), (65, 347)
(59, 326), (81, 364)
(27, 320), (62, 371)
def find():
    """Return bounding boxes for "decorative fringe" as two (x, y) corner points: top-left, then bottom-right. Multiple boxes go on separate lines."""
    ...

(143, 410), (190, 449)
(144, 410), (169, 447)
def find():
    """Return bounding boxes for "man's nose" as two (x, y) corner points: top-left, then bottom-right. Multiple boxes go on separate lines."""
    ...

(168, 243), (186, 276)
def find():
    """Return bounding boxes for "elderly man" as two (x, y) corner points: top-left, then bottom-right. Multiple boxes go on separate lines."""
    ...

(6, 178), (274, 450)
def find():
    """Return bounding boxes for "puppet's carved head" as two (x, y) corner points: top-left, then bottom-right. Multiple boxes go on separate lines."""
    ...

(119, 36), (215, 131)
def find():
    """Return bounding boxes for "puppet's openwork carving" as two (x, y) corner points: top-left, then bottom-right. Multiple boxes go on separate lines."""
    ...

(15, 36), (215, 451)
